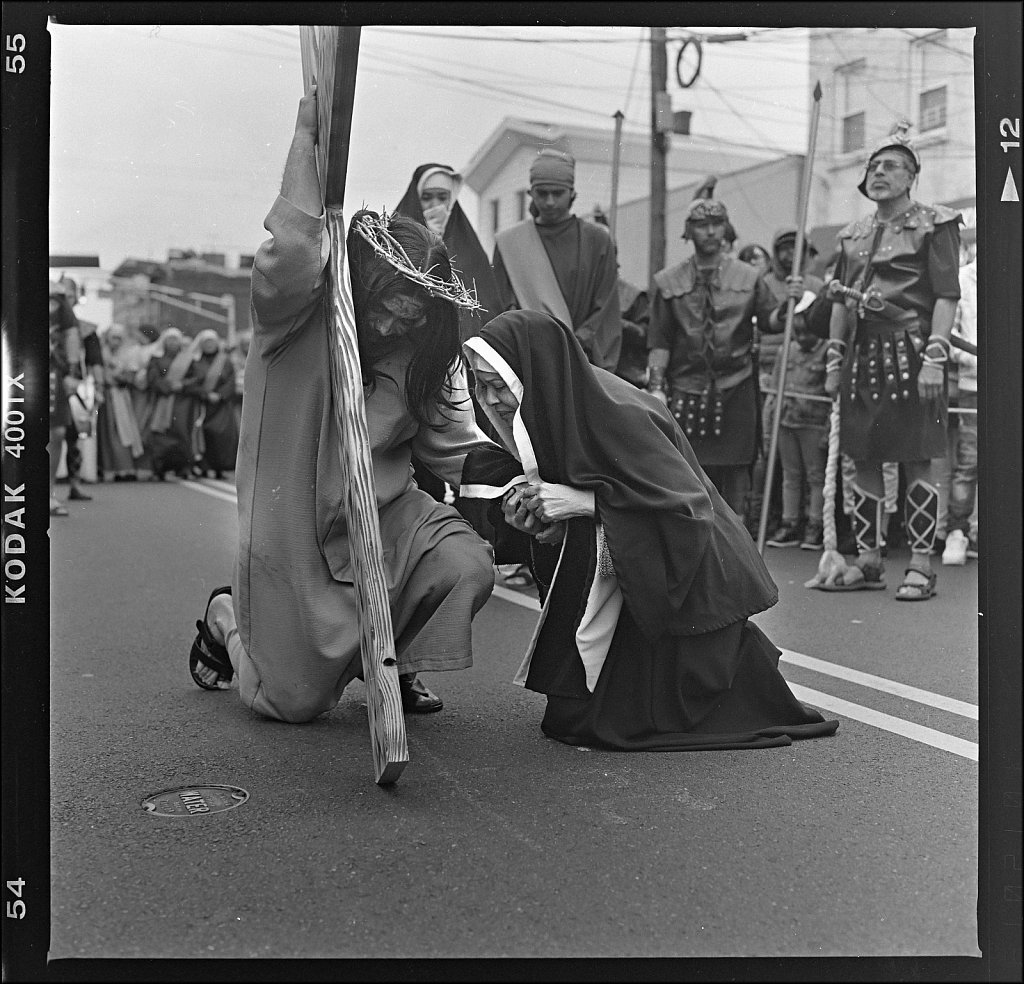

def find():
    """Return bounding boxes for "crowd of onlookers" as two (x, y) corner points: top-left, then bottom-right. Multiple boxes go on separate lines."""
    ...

(49, 283), (247, 515)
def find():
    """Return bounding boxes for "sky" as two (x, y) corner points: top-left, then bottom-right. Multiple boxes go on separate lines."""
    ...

(48, 21), (817, 270)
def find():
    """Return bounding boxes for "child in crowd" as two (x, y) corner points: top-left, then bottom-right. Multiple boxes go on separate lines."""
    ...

(765, 322), (830, 550)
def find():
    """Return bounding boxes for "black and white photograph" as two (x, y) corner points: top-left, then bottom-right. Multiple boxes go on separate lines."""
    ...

(2, 2), (1021, 980)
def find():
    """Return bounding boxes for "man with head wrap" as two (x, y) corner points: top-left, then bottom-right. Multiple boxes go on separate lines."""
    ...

(491, 148), (622, 373)
(645, 183), (793, 518)
(819, 122), (961, 600)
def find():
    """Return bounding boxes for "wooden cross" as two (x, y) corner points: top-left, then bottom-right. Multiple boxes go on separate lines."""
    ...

(300, 26), (409, 785)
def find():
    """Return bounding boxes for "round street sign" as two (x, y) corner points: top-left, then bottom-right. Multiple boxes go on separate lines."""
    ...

(142, 785), (249, 817)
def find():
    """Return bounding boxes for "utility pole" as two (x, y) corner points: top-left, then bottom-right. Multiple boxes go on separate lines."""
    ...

(649, 27), (669, 284)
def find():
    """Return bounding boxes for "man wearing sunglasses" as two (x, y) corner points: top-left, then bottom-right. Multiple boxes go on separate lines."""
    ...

(820, 122), (962, 601)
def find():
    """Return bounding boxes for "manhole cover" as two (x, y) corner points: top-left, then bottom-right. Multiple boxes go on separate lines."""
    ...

(142, 785), (249, 817)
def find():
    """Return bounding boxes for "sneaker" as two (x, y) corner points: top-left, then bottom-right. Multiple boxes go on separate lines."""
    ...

(942, 529), (969, 566)
(800, 522), (824, 550)
(966, 537), (979, 560)
(767, 522), (802, 548)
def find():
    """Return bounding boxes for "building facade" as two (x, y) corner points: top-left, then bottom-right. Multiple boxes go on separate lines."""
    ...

(110, 254), (252, 340)
(809, 27), (976, 236)
(462, 116), (779, 260)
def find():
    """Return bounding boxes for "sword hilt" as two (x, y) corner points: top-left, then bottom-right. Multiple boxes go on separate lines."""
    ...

(828, 279), (886, 315)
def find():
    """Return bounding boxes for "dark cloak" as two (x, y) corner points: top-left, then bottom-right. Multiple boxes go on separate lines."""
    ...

(471, 311), (779, 640)
(461, 311), (837, 751)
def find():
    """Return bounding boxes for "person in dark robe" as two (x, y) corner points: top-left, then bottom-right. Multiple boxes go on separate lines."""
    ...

(395, 162), (503, 504)
(183, 329), (239, 479)
(145, 327), (195, 480)
(590, 208), (650, 389)
(48, 286), (81, 516)
(491, 148), (621, 373)
(395, 163), (503, 344)
(460, 310), (838, 752)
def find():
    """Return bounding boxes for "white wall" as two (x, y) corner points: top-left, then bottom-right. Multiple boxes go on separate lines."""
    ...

(613, 157), (806, 288)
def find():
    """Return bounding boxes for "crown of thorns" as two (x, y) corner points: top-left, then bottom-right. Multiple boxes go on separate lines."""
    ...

(351, 209), (482, 312)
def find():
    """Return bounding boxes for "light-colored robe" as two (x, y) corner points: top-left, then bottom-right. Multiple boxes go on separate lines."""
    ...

(233, 196), (497, 723)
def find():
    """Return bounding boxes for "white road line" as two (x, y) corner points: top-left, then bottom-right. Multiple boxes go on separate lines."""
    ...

(205, 477), (238, 493)
(779, 649), (978, 720)
(491, 584), (541, 609)
(183, 490), (978, 761)
(181, 480), (238, 505)
(788, 683), (978, 762)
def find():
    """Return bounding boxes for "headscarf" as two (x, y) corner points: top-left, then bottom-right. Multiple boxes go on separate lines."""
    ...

(395, 163), (503, 338)
(99, 325), (145, 456)
(463, 311), (777, 638)
(147, 328), (195, 433)
(190, 328), (222, 358)
(415, 166), (462, 236)
(529, 148), (575, 189)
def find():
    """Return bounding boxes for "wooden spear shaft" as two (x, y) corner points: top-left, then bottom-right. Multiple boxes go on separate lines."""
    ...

(301, 26), (408, 785)
(609, 110), (624, 239)
(757, 81), (823, 555)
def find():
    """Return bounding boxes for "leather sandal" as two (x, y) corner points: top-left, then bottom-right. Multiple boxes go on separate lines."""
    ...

(894, 566), (937, 602)
(816, 559), (886, 592)
(189, 586), (234, 689)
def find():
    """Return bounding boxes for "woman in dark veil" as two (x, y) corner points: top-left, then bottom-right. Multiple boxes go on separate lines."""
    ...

(395, 163), (502, 343)
(460, 310), (839, 752)
(396, 165), (530, 581)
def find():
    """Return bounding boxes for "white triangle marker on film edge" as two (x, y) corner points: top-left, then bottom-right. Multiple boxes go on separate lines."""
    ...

(1001, 167), (1020, 202)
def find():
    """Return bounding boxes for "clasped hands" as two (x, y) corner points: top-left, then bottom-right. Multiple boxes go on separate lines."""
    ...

(501, 481), (596, 546)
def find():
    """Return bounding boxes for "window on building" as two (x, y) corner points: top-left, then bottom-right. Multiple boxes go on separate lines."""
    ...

(490, 198), (500, 234)
(912, 30), (958, 135)
(919, 85), (947, 132)
(516, 189), (528, 222)
(842, 112), (866, 155)
(837, 58), (867, 154)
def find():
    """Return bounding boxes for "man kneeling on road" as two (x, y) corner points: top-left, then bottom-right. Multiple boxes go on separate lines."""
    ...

(188, 86), (518, 721)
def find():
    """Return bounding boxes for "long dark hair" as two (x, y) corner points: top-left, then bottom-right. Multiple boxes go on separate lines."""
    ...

(346, 210), (462, 429)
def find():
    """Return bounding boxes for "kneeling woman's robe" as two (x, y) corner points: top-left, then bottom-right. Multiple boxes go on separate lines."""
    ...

(461, 311), (838, 751)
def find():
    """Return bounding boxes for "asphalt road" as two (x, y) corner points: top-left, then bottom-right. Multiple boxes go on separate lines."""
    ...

(46, 477), (981, 963)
